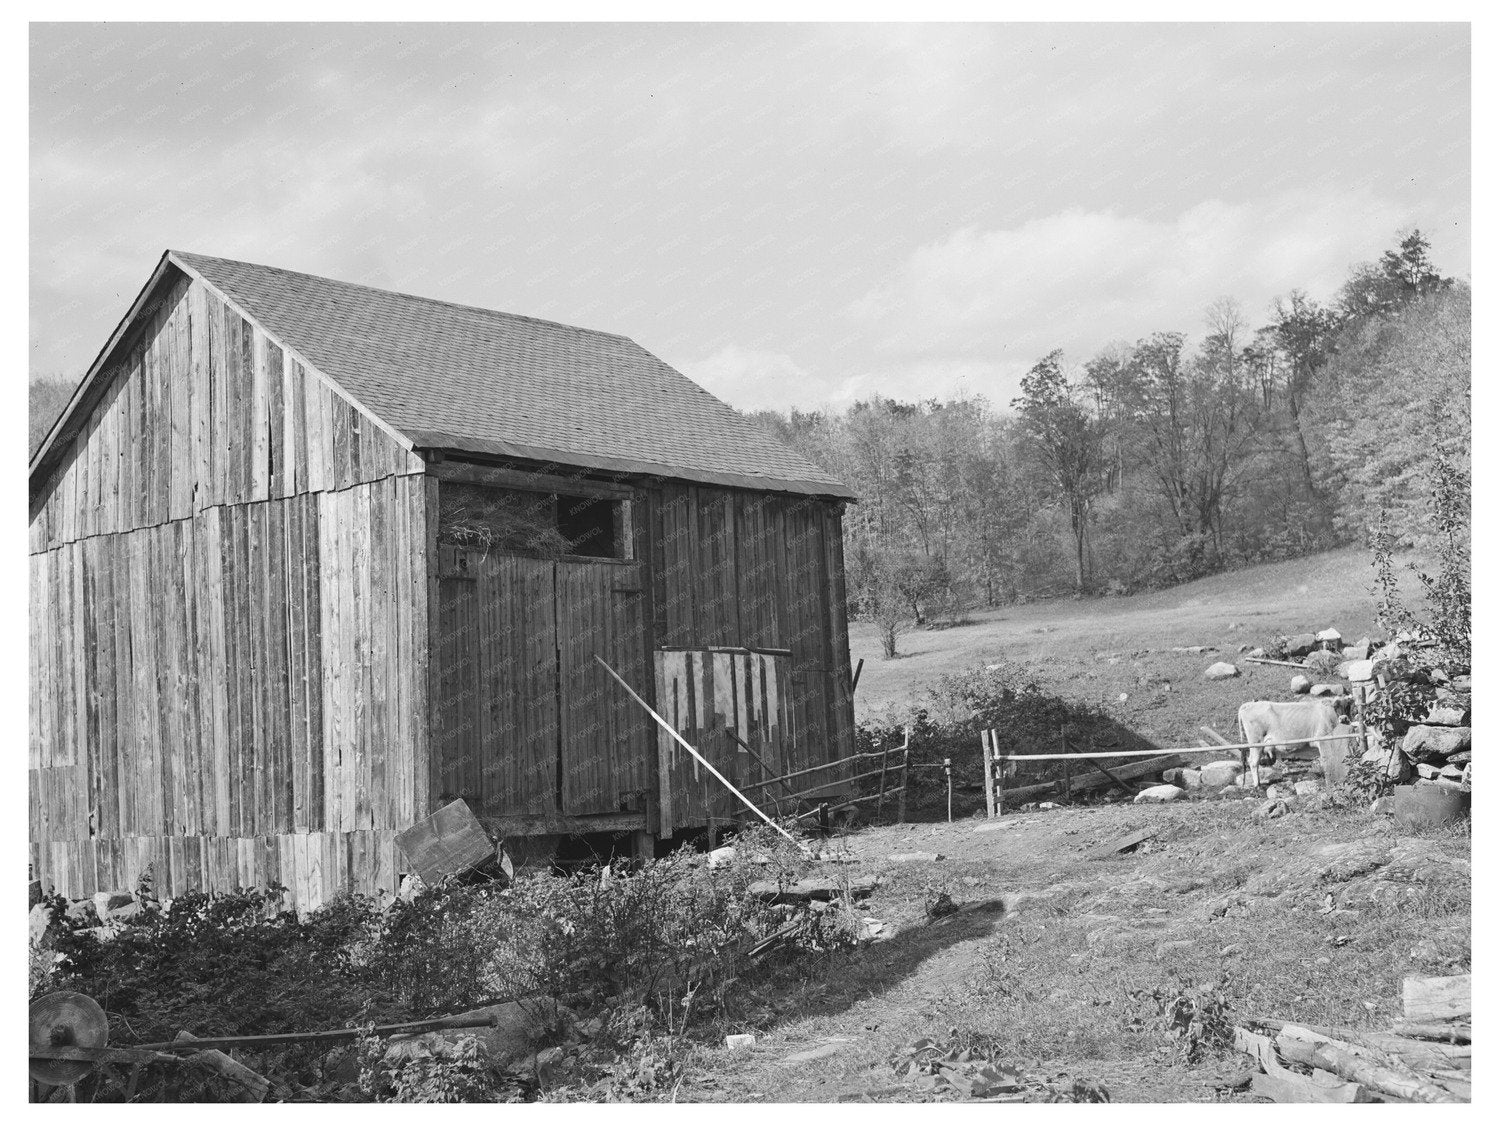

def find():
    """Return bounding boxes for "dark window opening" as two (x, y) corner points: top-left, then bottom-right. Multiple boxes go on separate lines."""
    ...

(556, 494), (617, 558)
(437, 481), (625, 559)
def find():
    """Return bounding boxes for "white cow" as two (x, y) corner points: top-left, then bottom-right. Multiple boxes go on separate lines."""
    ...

(1237, 697), (1354, 788)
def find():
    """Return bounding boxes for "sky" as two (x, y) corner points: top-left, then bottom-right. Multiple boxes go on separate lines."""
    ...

(29, 22), (1471, 415)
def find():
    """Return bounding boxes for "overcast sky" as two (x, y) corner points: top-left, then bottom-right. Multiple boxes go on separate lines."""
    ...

(29, 22), (1470, 414)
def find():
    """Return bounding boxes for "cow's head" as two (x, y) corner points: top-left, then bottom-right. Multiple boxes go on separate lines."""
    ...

(1332, 695), (1354, 720)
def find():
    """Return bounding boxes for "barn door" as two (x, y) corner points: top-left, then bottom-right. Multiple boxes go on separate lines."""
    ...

(554, 560), (652, 815)
(433, 548), (558, 816)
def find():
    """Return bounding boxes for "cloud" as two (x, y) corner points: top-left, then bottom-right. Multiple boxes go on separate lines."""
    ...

(847, 190), (1412, 366)
(683, 346), (820, 413)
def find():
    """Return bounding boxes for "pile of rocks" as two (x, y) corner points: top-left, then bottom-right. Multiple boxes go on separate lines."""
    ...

(1359, 671), (1472, 790)
(28, 886), (144, 946)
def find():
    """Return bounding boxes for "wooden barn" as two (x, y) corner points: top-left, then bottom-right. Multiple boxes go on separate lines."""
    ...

(29, 251), (857, 908)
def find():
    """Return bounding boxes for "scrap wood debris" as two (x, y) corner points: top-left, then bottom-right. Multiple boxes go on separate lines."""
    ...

(1233, 973), (1470, 1103)
(881, 1032), (1109, 1102)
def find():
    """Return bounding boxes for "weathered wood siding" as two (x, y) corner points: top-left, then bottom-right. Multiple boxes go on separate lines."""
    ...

(425, 477), (854, 834)
(648, 484), (854, 825)
(29, 270), (429, 908)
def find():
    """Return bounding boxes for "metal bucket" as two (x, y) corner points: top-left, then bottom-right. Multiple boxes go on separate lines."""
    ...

(1393, 782), (1470, 832)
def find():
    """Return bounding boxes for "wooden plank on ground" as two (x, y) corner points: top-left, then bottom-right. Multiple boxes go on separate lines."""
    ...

(1402, 975), (1470, 1024)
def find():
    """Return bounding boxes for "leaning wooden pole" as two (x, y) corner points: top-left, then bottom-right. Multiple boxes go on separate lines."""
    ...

(595, 657), (807, 850)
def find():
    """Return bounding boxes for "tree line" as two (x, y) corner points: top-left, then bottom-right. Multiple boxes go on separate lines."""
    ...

(750, 232), (1470, 656)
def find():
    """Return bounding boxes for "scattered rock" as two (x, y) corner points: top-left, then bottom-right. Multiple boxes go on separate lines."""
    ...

(1344, 659), (1376, 682)
(105, 901), (147, 924)
(1204, 662), (1240, 680)
(1134, 784), (1185, 803)
(1294, 780), (1322, 797)
(1316, 627), (1343, 648)
(707, 845), (738, 869)
(1198, 760), (1241, 788)
(28, 902), (60, 947)
(858, 918), (898, 943)
(1290, 674), (1312, 694)
(29, 880), (42, 910)
(1118, 692), (1129, 703)
(1284, 634), (1318, 658)
(887, 851), (944, 864)
(65, 898), (98, 925)
(1370, 795), (1395, 814)
(1173, 645), (1217, 654)
(780, 1042), (847, 1066)
(1247, 647), (1267, 659)
(1343, 639), (1372, 661)
(1255, 798), (1290, 820)
(92, 889), (133, 917)
(1179, 768), (1203, 789)
(725, 1034), (757, 1050)
(1310, 683), (1345, 697)
(1265, 785), (1283, 801)
(1162, 768), (1186, 785)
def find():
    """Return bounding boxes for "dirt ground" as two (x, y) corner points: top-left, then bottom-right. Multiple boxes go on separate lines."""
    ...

(674, 794), (1470, 1103)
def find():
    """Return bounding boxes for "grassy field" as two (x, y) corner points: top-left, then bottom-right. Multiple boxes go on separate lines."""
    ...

(849, 546), (1421, 751)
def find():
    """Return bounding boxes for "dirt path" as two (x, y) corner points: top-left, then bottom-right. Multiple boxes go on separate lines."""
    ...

(676, 795), (1470, 1103)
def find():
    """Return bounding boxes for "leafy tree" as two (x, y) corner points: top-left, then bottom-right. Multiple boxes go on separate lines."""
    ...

(1339, 230), (1452, 321)
(1012, 351), (1106, 593)
(29, 375), (76, 458)
(1269, 290), (1341, 498)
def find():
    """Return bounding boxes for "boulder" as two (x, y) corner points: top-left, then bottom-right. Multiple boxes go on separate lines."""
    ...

(1255, 798), (1290, 820)
(1343, 639), (1373, 661)
(1310, 683), (1345, 697)
(92, 890), (134, 918)
(1294, 780), (1322, 797)
(28, 902), (60, 947)
(1203, 662), (1240, 680)
(1424, 701), (1470, 727)
(1344, 659), (1376, 682)
(1316, 628), (1343, 649)
(1134, 784), (1185, 803)
(1198, 760), (1241, 788)
(1179, 768), (1203, 789)
(105, 901), (148, 924)
(1161, 768), (1186, 785)
(1402, 726), (1471, 762)
(1285, 634), (1318, 658)
(1290, 674), (1312, 694)
(707, 845), (738, 869)
(1370, 795), (1395, 815)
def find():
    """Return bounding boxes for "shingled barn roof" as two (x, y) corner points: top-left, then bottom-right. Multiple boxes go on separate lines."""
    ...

(149, 251), (851, 498)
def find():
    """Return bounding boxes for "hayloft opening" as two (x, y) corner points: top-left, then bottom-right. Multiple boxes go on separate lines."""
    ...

(437, 481), (625, 560)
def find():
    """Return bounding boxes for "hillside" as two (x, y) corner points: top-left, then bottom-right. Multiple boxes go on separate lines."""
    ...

(849, 546), (1418, 750)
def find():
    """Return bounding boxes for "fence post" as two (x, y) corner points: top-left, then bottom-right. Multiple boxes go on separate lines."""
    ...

(1061, 724), (1072, 801)
(897, 727), (911, 825)
(876, 736), (891, 821)
(997, 750), (1006, 817)
(944, 758), (953, 823)
(982, 730), (996, 819)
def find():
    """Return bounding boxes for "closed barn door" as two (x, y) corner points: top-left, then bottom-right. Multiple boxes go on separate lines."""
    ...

(556, 560), (652, 815)
(433, 548), (559, 816)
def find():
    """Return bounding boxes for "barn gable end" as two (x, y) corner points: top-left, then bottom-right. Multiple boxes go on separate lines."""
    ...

(29, 264), (430, 906)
